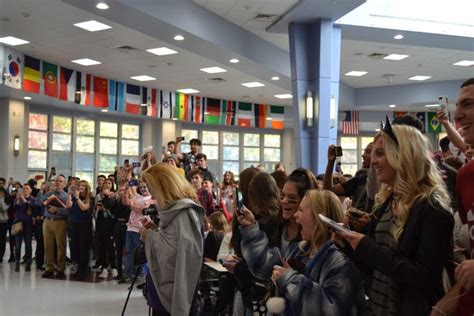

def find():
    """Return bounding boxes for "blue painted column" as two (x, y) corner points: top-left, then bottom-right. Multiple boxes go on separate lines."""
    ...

(289, 19), (341, 174)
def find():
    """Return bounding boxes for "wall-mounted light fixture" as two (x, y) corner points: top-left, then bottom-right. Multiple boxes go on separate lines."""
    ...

(13, 135), (20, 157)
(330, 94), (337, 128)
(306, 90), (314, 129)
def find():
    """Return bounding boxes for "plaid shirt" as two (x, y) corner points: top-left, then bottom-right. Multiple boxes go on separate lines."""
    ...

(197, 188), (215, 217)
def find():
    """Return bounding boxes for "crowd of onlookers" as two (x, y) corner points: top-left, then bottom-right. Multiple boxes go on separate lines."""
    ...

(1, 78), (473, 316)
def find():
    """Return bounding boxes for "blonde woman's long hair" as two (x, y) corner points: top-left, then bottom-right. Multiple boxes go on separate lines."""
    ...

(141, 162), (196, 209)
(375, 125), (451, 238)
(305, 189), (343, 254)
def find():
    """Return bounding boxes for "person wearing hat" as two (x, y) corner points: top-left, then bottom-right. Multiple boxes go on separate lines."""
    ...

(163, 154), (185, 177)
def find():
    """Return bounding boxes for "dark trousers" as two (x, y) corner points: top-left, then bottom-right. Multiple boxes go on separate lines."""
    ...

(8, 218), (15, 260)
(15, 220), (33, 264)
(113, 221), (127, 276)
(70, 221), (92, 276)
(0, 222), (7, 260)
(96, 217), (116, 269)
(34, 220), (44, 268)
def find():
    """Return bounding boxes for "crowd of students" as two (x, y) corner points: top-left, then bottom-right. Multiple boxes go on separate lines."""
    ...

(1, 78), (473, 316)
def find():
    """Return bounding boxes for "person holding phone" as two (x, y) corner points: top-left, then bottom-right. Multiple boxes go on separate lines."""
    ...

(336, 121), (453, 315)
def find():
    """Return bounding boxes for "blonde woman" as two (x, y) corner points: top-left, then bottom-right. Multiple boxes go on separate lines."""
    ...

(140, 163), (204, 316)
(238, 189), (365, 315)
(337, 121), (454, 315)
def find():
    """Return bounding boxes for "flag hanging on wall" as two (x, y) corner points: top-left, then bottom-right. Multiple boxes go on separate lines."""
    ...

(414, 112), (426, 133)
(108, 80), (125, 112)
(254, 103), (267, 128)
(42, 61), (58, 98)
(191, 96), (205, 123)
(342, 110), (359, 135)
(23, 55), (41, 93)
(0, 47), (4, 85)
(427, 112), (441, 133)
(269, 106), (285, 129)
(92, 76), (108, 108)
(125, 84), (141, 114)
(174, 92), (188, 121)
(159, 90), (173, 119)
(59, 67), (76, 102)
(205, 98), (221, 124)
(4, 48), (23, 89)
(236, 102), (253, 127)
(221, 100), (236, 126)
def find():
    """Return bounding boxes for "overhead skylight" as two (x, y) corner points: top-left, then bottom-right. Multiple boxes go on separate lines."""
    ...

(336, 0), (473, 38)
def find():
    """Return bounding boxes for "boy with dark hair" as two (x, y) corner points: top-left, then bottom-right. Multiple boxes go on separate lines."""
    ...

(177, 138), (202, 175)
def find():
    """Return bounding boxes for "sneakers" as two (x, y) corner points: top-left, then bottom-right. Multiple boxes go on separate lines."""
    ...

(92, 264), (103, 272)
(118, 276), (132, 284)
(14, 263), (20, 272)
(99, 268), (109, 279)
(111, 268), (119, 278)
(41, 271), (55, 279)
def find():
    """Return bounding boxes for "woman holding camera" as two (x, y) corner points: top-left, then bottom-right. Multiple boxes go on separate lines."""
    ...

(238, 189), (366, 315)
(66, 180), (93, 280)
(336, 123), (454, 315)
(13, 183), (35, 272)
(141, 163), (204, 316)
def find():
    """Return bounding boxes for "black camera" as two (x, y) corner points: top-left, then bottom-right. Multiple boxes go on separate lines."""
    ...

(143, 205), (159, 227)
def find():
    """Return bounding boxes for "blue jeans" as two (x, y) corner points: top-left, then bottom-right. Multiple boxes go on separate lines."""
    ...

(124, 231), (140, 277)
(15, 220), (33, 263)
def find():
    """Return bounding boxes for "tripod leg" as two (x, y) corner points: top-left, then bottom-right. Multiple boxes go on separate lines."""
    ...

(121, 267), (141, 316)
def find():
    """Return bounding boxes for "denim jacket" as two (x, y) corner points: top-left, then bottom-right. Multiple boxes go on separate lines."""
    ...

(240, 224), (366, 316)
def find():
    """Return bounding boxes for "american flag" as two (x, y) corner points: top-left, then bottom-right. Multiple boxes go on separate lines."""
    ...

(342, 111), (359, 134)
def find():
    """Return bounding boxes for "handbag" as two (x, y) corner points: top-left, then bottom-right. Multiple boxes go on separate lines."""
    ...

(11, 221), (23, 236)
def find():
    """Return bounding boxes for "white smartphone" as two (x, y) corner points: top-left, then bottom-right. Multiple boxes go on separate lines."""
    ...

(318, 214), (353, 234)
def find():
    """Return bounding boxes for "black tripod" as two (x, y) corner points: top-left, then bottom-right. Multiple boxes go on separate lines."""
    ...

(121, 267), (142, 316)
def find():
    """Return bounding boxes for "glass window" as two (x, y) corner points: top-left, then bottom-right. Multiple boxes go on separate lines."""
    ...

(99, 155), (117, 172)
(100, 138), (118, 155)
(52, 133), (71, 151)
(181, 129), (198, 141)
(75, 154), (95, 171)
(361, 137), (374, 149)
(244, 134), (260, 146)
(223, 132), (239, 145)
(340, 137), (357, 150)
(28, 131), (47, 150)
(29, 113), (48, 130)
(28, 151), (47, 169)
(223, 161), (239, 177)
(202, 131), (219, 144)
(223, 147), (239, 160)
(202, 145), (218, 160)
(244, 147), (260, 161)
(341, 164), (358, 177)
(264, 148), (280, 162)
(100, 122), (118, 137)
(341, 150), (358, 164)
(122, 140), (139, 156)
(52, 152), (71, 170)
(76, 119), (95, 135)
(53, 116), (72, 133)
(75, 172), (94, 187)
(264, 134), (280, 147)
(122, 124), (140, 139)
(76, 136), (95, 153)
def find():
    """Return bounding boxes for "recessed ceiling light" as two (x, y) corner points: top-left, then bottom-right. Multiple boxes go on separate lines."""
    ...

(425, 104), (439, 108)
(71, 58), (102, 66)
(130, 75), (156, 82)
(172, 118), (178, 121)
(174, 35), (185, 41)
(73, 20), (112, 32)
(394, 34), (404, 40)
(140, 103), (147, 107)
(101, 109), (108, 112)
(146, 47), (178, 56)
(242, 82), (265, 88)
(409, 75), (431, 81)
(266, 117), (273, 120)
(229, 58), (240, 63)
(271, 76), (280, 81)
(24, 96), (32, 100)
(453, 60), (474, 67)
(389, 104), (396, 108)
(345, 71), (368, 77)
(177, 88), (199, 94)
(384, 54), (409, 61)
(274, 94), (292, 99)
(0, 36), (29, 46)
(200, 67), (227, 74)
(96, 2), (109, 9)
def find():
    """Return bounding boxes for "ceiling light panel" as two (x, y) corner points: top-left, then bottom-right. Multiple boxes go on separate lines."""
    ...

(177, 88), (199, 94)
(146, 47), (178, 56)
(130, 75), (156, 81)
(384, 54), (409, 60)
(271, 76), (280, 81)
(71, 58), (101, 66)
(409, 75), (431, 81)
(96, 2), (109, 10)
(174, 35), (185, 41)
(73, 20), (112, 32)
(345, 71), (368, 77)
(241, 82), (265, 88)
(229, 58), (240, 63)
(200, 67), (227, 74)
(0, 36), (29, 46)
(453, 60), (474, 66)
(274, 94), (292, 99)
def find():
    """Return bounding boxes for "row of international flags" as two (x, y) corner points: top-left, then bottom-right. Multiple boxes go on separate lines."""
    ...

(1, 46), (285, 129)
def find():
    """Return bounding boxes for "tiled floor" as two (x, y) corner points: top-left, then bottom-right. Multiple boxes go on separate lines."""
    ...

(0, 249), (149, 316)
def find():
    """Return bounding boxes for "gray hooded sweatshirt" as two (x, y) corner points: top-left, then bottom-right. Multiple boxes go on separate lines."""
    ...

(145, 198), (204, 315)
